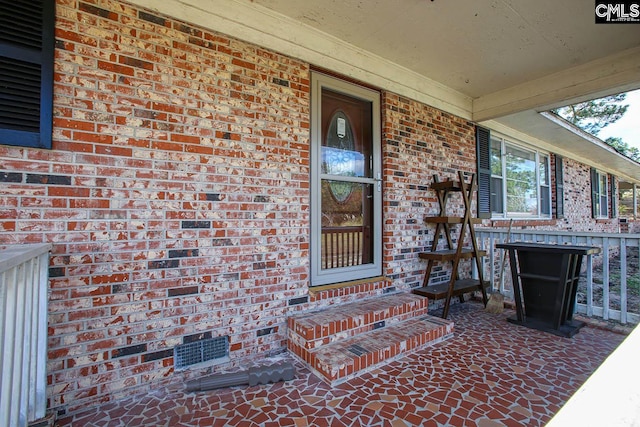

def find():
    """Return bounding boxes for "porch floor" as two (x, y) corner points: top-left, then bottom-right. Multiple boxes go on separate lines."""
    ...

(55, 302), (628, 427)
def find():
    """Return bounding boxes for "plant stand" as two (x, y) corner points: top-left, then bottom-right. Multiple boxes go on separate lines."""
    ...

(413, 171), (489, 319)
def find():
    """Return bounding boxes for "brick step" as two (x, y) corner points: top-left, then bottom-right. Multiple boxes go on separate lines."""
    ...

(288, 293), (430, 351)
(291, 314), (453, 384)
(287, 293), (454, 385)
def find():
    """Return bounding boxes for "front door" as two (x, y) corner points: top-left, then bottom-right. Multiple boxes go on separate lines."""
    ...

(310, 73), (382, 286)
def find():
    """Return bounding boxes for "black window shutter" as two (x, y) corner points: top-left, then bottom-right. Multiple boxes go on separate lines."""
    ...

(475, 126), (491, 219)
(590, 167), (598, 218)
(610, 174), (617, 218)
(554, 154), (564, 219)
(0, 0), (55, 149)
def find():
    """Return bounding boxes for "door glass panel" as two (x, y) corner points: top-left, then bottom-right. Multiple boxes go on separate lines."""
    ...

(322, 111), (367, 177)
(320, 181), (373, 270)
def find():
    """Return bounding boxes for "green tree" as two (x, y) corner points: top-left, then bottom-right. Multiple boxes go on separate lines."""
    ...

(554, 93), (628, 136)
(554, 93), (640, 161)
(606, 136), (640, 162)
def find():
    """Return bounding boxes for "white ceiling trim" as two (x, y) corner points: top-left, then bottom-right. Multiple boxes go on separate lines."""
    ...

(127, 0), (473, 118)
(473, 46), (640, 122)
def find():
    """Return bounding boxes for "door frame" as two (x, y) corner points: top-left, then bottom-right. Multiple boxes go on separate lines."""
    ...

(310, 72), (382, 286)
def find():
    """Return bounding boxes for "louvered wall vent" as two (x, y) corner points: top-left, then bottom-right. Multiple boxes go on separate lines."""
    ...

(174, 336), (229, 370)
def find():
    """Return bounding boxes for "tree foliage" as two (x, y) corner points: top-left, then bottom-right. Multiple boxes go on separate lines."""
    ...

(606, 136), (640, 162)
(554, 93), (640, 162)
(554, 93), (628, 136)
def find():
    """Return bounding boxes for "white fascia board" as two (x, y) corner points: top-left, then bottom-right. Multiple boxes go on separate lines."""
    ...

(473, 46), (640, 122)
(126, 0), (473, 119)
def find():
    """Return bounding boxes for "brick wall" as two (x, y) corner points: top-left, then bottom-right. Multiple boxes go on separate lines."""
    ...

(2, 0), (313, 415)
(381, 93), (478, 288)
(554, 158), (619, 232)
(0, 0), (623, 416)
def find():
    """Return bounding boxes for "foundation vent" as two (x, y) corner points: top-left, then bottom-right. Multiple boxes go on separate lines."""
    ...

(174, 336), (229, 370)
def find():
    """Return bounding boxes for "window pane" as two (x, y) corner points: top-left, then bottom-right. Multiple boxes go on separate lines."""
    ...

(598, 173), (608, 217)
(506, 145), (537, 215)
(541, 185), (550, 215)
(539, 155), (549, 186)
(491, 176), (503, 214)
(599, 174), (607, 192)
(600, 195), (608, 216)
(490, 138), (502, 176)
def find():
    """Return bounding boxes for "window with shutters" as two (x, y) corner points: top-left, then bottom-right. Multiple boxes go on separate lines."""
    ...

(477, 127), (551, 219)
(591, 168), (610, 218)
(0, 0), (55, 149)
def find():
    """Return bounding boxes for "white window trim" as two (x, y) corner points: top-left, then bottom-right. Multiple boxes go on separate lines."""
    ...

(490, 136), (551, 219)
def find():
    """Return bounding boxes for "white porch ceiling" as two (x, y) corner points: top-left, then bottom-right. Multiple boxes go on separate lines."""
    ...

(251, 0), (640, 100)
(128, 0), (640, 180)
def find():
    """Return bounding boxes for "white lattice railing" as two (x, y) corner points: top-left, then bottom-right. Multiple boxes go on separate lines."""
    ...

(476, 229), (640, 325)
(0, 243), (51, 427)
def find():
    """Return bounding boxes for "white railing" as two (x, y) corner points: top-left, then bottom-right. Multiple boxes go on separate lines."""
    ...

(476, 229), (640, 325)
(0, 243), (51, 427)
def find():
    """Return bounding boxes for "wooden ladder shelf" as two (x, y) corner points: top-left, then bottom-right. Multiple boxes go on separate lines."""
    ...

(413, 171), (489, 318)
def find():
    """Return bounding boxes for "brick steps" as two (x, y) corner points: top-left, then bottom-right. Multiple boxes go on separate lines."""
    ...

(287, 293), (454, 385)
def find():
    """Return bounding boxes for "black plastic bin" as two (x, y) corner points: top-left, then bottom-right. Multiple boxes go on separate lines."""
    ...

(496, 242), (601, 337)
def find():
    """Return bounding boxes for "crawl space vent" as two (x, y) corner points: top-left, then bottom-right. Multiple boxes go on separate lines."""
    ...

(174, 336), (229, 370)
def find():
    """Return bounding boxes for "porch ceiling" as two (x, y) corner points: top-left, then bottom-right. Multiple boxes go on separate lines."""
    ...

(249, 0), (640, 110)
(129, 0), (640, 179)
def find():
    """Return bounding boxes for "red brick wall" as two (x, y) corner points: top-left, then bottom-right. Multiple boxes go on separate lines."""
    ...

(0, 0), (622, 416)
(2, 0), (313, 414)
(551, 158), (619, 232)
(381, 93), (478, 288)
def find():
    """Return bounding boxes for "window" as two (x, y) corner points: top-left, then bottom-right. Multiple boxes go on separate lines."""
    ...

(0, 0), (55, 149)
(591, 168), (609, 218)
(486, 134), (551, 218)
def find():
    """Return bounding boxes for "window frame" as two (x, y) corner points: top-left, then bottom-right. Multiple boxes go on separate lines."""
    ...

(489, 135), (552, 219)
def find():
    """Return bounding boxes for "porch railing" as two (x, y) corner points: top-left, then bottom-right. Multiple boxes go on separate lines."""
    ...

(476, 228), (640, 325)
(322, 226), (364, 269)
(0, 243), (51, 427)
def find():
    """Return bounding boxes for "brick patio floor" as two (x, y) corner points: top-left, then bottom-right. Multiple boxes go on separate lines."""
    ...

(54, 301), (628, 427)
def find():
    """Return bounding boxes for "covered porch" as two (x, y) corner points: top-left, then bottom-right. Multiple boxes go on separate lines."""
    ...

(3, 0), (640, 424)
(55, 302), (629, 426)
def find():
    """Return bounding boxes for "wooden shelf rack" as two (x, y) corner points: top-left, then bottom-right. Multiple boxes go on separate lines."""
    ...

(413, 171), (489, 318)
